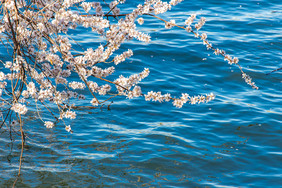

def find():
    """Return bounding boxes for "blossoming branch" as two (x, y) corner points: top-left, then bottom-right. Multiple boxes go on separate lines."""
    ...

(0, 0), (257, 132)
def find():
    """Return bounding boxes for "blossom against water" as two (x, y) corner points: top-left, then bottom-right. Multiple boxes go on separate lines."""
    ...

(0, 72), (5, 81)
(11, 103), (28, 115)
(65, 125), (72, 132)
(63, 110), (76, 119)
(0, 0), (257, 139)
(90, 98), (99, 106)
(165, 20), (176, 29)
(44, 121), (54, 129)
(137, 17), (144, 25)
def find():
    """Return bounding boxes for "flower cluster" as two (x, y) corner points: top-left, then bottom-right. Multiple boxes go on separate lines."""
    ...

(91, 66), (115, 78)
(114, 49), (133, 65)
(165, 20), (176, 29)
(153, 1), (171, 14)
(62, 110), (77, 120)
(184, 14), (196, 32)
(195, 17), (206, 30)
(145, 92), (215, 108)
(11, 103), (28, 115)
(90, 98), (99, 106)
(0, 0), (257, 135)
(44, 121), (55, 129)
(69, 82), (86, 90)
(114, 68), (150, 95)
(242, 73), (259, 89)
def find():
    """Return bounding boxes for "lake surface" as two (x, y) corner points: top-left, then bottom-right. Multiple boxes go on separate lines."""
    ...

(1, 0), (281, 187)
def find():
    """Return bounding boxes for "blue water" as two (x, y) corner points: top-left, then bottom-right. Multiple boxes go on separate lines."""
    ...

(1, 1), (281, 187)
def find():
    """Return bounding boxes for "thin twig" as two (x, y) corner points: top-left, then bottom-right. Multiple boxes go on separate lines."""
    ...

(266, 67), (282, 75)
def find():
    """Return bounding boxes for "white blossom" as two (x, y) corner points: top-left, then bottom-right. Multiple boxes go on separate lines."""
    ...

(137, 18), (144, 25)
(44, 121), (54, 128)
(11, 103), (28, 115)
(0, 0), (257, 139)
(63, 110), (76, 119)
(0, 72), (5, 81)
(65, 125), (72, 132)
(90, 98), (99, 106)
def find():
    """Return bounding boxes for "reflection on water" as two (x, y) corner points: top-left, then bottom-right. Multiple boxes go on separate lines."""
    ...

(1, 120), (265, 187)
